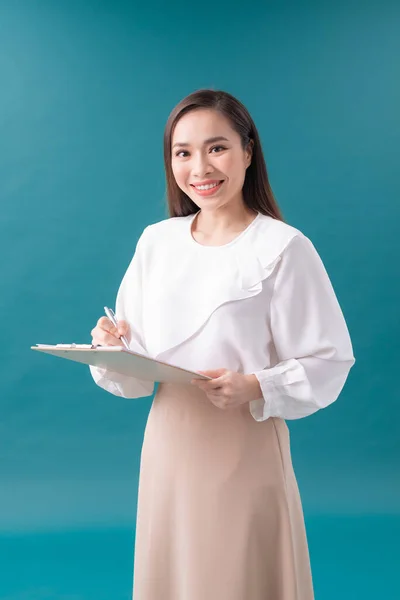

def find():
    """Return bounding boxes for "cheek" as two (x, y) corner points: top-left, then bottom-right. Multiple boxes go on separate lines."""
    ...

(172, 162), (188, 186)
(218, 155), (238, 177)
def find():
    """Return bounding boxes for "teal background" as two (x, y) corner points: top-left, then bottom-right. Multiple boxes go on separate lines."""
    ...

(0, 0), (399, 598)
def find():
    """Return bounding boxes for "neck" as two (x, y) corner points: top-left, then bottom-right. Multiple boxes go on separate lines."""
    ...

(194, 203), (257, 236)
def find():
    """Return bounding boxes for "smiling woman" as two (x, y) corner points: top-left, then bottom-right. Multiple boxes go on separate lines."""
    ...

(164, 89), (283, 222)
(89, 89), (355, 600)
(171, 113), (250, 210)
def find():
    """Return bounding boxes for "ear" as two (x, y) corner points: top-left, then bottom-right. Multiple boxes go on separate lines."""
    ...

(245, 139), (254, 167)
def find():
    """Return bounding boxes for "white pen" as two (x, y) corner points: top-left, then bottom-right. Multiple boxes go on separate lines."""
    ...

(104, 306), (130, 349)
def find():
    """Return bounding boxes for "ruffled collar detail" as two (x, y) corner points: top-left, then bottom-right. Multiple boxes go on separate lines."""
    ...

(142, 213), (301, 359)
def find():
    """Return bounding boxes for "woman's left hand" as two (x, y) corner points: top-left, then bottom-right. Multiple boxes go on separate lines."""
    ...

(191, 368), (262, 410)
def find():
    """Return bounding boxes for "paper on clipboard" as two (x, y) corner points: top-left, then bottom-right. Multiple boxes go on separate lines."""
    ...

(31, 344), (212, 384)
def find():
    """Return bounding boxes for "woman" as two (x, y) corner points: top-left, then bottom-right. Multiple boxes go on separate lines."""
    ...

(90, 89), (355, 600)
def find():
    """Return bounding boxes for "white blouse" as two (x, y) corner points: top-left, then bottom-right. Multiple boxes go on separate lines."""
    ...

(90, 211), (355, 421)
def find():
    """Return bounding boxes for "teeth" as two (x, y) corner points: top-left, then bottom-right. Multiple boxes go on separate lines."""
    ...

(195, 182), (220, 190)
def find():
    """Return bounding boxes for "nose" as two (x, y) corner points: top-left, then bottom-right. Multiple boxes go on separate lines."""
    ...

(192, 152), (213, 178)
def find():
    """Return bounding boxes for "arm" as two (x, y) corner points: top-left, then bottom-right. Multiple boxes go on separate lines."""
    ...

(249, 234), (355, 421)
(89, 230), (155, 399)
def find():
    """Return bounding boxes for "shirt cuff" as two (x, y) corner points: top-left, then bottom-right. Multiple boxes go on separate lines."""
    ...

(248, 360), (307, 421)
(249, 375), (281, 421)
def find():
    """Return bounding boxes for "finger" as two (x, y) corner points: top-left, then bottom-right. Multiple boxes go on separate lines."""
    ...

(97, 316), (117, 335)
(91, 328), (121, 346)
(199, 378), (225, 390)
(101, 332), (124, 346)
(207, 394), (230, 409)
(198, 369), (227, 378)
(117, 320), (129, 336)
(197, 385), (225, 398)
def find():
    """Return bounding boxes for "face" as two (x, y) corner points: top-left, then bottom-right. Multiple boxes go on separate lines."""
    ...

(171, 109), (252, 212)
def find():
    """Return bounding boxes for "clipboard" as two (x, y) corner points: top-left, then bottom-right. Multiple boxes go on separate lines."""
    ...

(31, 344), (212, 384)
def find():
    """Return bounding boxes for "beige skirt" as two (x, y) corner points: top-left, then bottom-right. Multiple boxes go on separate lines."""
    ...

(133, 382), (314, 600)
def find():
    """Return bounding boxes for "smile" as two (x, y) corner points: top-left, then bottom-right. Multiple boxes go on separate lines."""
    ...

(191, 180), (224, 196)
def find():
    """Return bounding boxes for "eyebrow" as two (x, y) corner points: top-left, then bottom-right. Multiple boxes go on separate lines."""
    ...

(172, 136), (229, 149)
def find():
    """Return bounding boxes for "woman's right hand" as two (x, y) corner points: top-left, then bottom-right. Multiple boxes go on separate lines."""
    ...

(91, 317), (130, 347)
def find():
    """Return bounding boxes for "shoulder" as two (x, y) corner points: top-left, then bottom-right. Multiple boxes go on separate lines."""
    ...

(146, 214), (190, 235)
(255, 215), (329, 285)
(257, 213), (306, 241)
(252, 214), (312, 266)
(137, 214), (191, 248)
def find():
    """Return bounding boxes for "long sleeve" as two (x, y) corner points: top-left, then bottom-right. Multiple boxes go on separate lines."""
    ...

(89, 229), (154, 399)
(249, 234), (355, 421)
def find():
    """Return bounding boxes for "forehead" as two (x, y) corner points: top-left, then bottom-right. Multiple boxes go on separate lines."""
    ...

(172, 109), (237, 143)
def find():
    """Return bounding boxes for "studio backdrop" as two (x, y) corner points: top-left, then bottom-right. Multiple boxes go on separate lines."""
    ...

(0, 1), (398, 599)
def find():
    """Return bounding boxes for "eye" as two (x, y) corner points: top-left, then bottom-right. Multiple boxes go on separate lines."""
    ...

(210, 145), (226, 153)
(174, 145), (227, 158)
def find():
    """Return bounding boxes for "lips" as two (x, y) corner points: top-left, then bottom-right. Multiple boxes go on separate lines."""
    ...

(191, 180), (224, 196)
(190, 180), (223, 188)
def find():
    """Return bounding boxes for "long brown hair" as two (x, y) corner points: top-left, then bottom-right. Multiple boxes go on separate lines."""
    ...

(163, 89), (284, 221)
